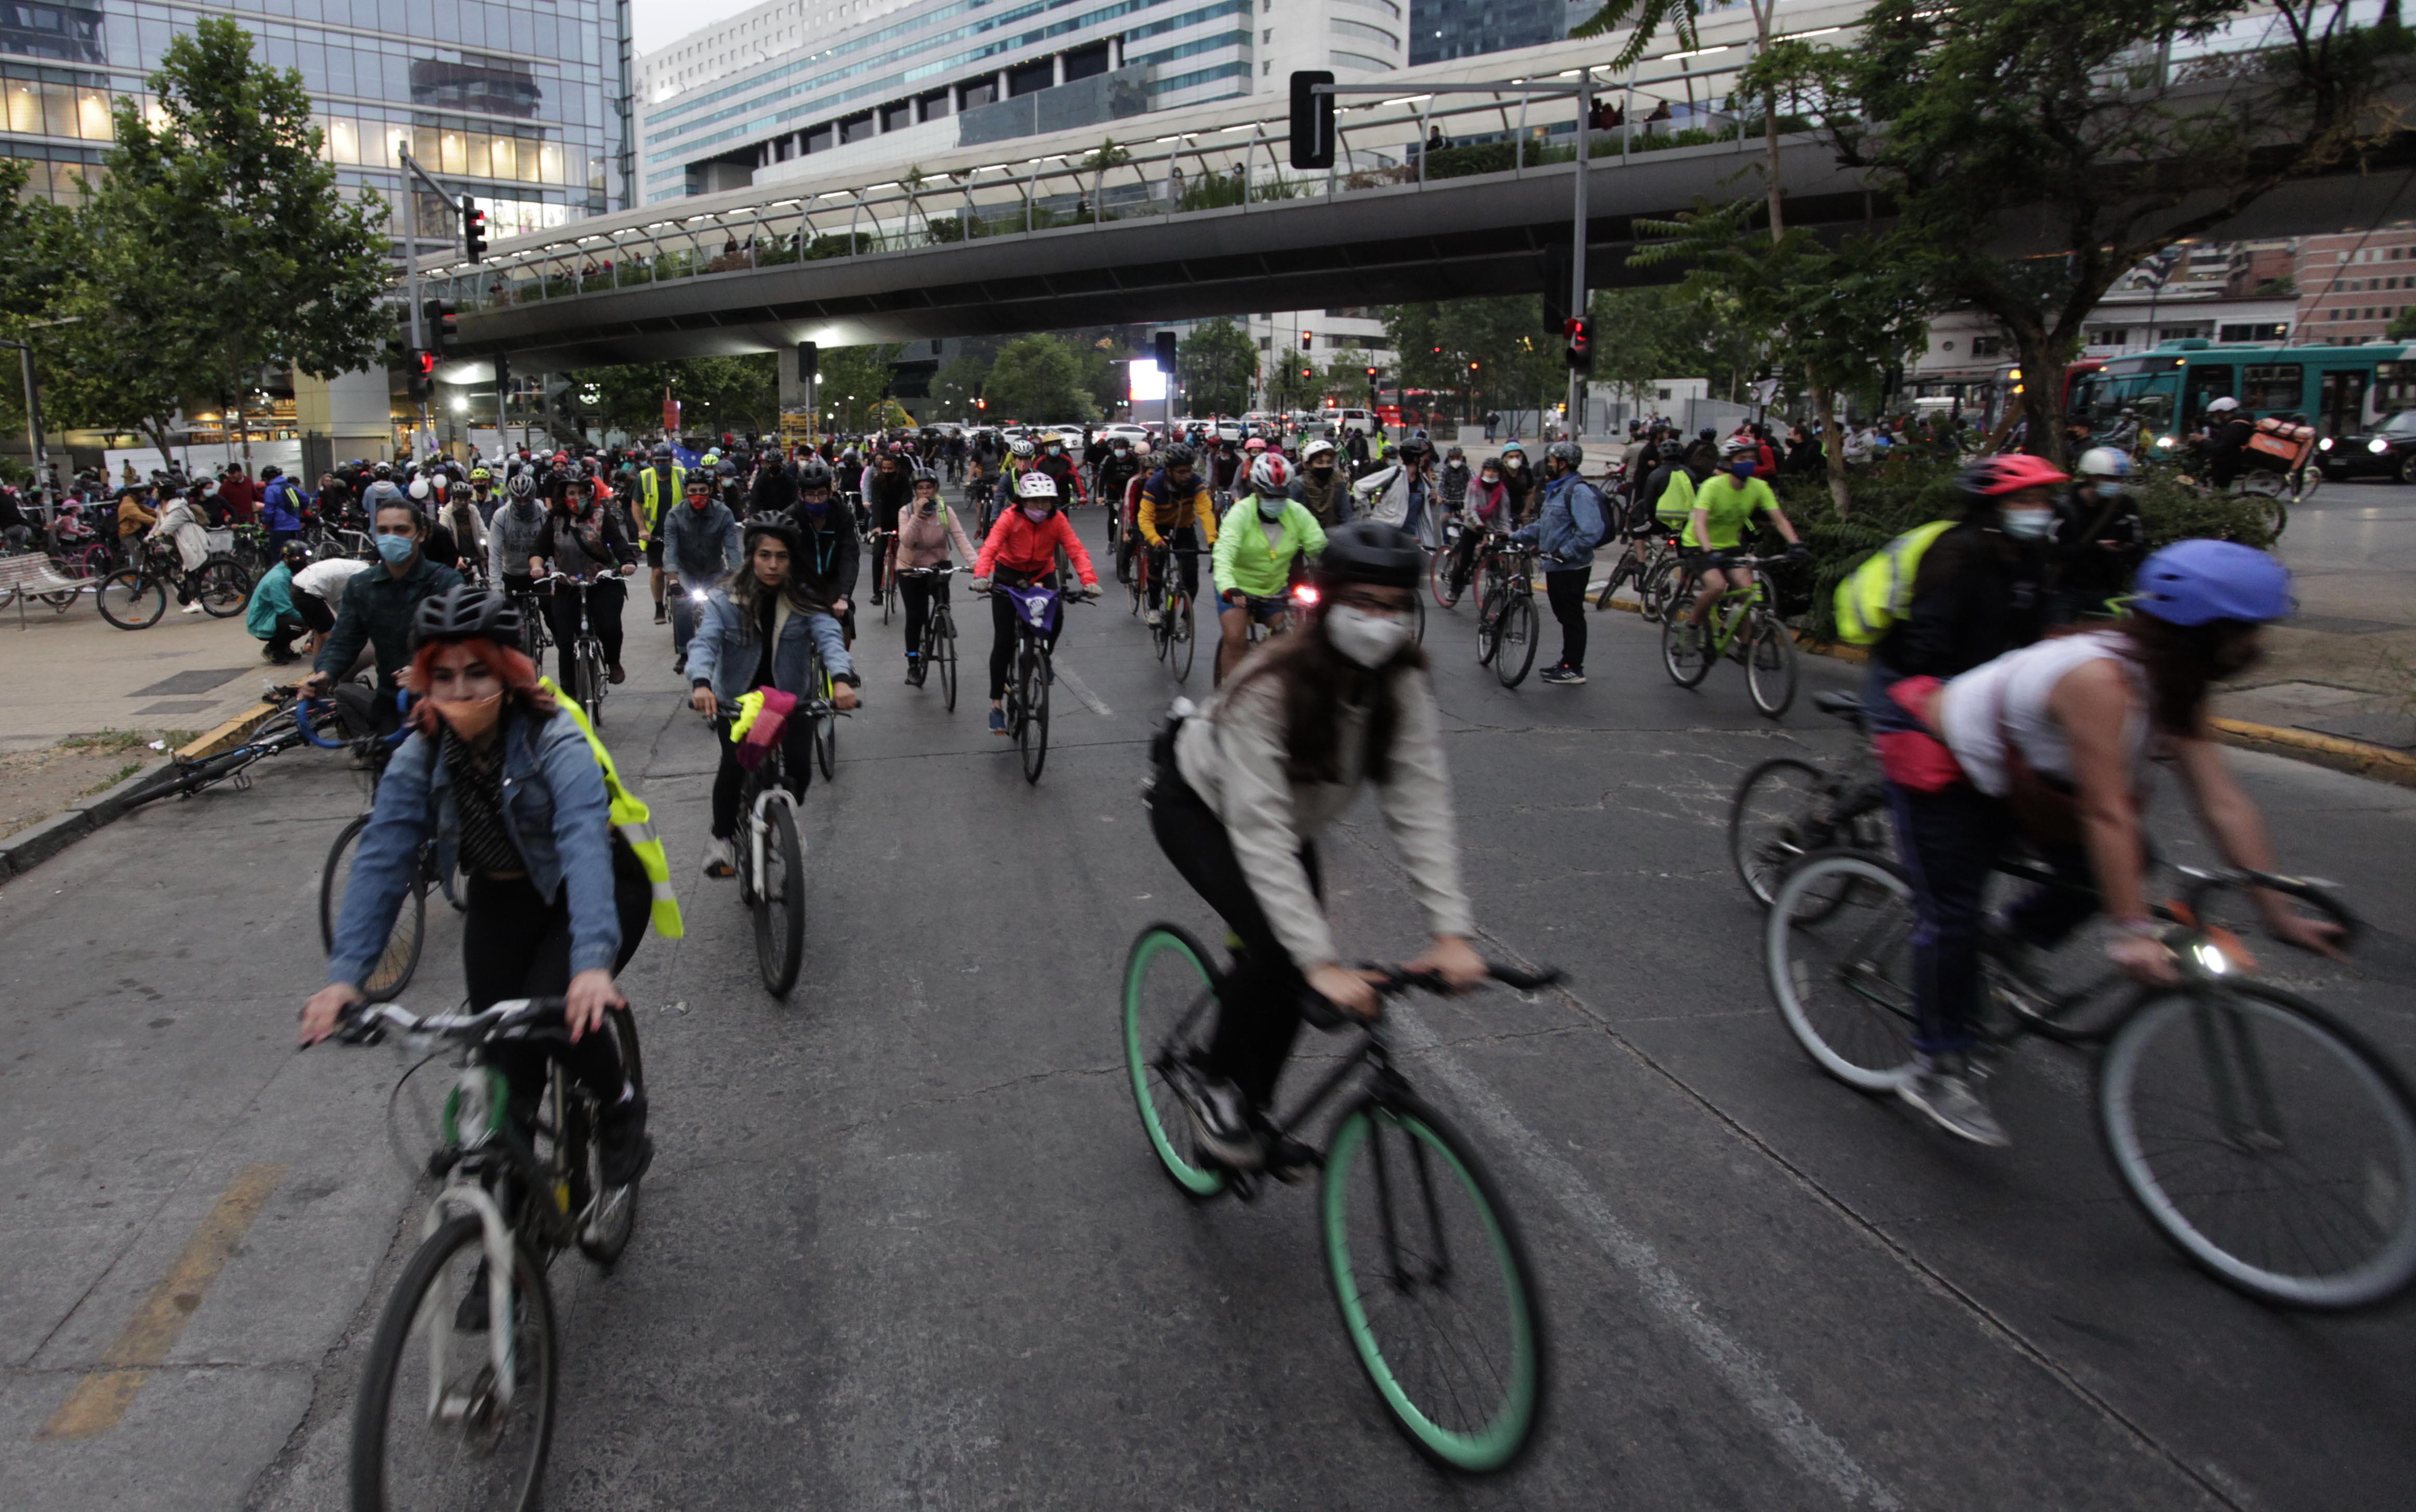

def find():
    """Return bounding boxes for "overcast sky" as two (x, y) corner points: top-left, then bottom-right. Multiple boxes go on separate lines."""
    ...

(634, 0), (768, 55)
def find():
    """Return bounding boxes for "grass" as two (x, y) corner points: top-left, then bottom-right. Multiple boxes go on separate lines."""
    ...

(57, 727), (197, 755)
(81, 760), (144, 796)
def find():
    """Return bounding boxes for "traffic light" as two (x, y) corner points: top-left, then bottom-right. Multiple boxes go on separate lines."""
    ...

(461, 198), (487, 261)
(1300, 367), (1312, 379)
(1468, 359), (1480, 374)
(1564, 316), (1593, 372)
(1365, 365), (1378, 379)
(1154, 329), (1177, 373)
(406, 349), (437, 401)
(1289, 71), (1335, 170)
(1300, 330), (1313, 352)
(423, 299), (459, 358)
(797, 340), (818, 381)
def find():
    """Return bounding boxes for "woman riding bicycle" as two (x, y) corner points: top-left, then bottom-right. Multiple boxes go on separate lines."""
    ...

(889, 466), (978, 687)
(1149, 521), (1485, 1173)
(532, 472), (638, 690)
(971, 470), (1096, 738)
(300, 586), (655, 1196)
(1211, 454), (1328, 684)
(1885, 539), (2344, 1147)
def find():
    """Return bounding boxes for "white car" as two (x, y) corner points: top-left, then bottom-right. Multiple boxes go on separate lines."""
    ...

(1098, 423), (1149, 445)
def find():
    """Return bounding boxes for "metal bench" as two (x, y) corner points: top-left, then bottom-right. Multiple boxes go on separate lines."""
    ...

(0, 551), (90, 627)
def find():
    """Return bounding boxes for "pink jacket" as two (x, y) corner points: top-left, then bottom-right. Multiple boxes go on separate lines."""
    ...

(889, 501), (978, 575)
(1463, 478), (1510, 525)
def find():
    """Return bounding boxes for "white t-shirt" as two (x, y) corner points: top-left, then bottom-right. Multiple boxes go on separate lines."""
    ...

(1937, 630), (2149, 798)
(292, 557), (371, 602)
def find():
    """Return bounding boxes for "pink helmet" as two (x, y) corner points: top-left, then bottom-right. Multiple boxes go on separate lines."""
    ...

(1960, 453), (2070, 497)
(1242, 436), (1268, 454)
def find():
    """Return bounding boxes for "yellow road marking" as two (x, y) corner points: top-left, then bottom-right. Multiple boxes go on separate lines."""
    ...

(36, 1163), (287, 1441)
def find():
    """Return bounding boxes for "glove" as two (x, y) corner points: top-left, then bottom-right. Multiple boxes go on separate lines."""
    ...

(971, 576), (991, 593)
(1788, 542), (1812, 560)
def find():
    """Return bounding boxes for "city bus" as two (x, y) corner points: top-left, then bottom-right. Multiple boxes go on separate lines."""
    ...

(2068, 339), (2416, 442)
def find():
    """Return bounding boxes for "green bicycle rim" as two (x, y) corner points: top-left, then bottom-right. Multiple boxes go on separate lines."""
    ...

(1121, 930), (1226, 1198)
(1322, 1106), (1540, 1471)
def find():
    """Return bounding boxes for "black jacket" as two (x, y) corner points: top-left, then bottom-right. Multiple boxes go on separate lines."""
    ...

(782, 501), (860, 612)
(2050, 483), (2147, 599)
(1876, 522), (2045, 678)
(314, 552), (464, 695)
(750, 459), (797, 518)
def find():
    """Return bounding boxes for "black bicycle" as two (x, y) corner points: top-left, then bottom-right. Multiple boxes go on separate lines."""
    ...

(97, 537), (249, 629)
(1121, 925), (1557, 1472)
(317, 709), (453, 1005)
(1727, 690), (1893, 909)
(712, 698), (817, 997)
(537, 572), (617, 730)
(898, 564), (961, 712)
(124, 689), (344, 810)
(985, 579), (1088, 784)
(1473, 538), (1539, 688)
(1143, 542), (1197, 683)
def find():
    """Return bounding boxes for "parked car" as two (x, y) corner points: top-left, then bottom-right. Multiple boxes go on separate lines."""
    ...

(2316, 409), (2416, 483)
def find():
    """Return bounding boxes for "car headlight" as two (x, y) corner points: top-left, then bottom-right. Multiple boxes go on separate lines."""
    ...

(2368, 437), (2392, 453)
(2318, 436), (2334, 449)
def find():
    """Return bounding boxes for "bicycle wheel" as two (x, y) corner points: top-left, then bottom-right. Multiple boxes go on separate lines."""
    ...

(320, 815), (428, 1003)
(1729, 758), (1839, 909)
(1120, 924), (1229, 1199)
(1637, 557), (1678, 624)
(1019, 649), (1051, 783)
(1430, 545), (1461, 608)
(1169, 590), (1195, 682)
(1474, 596), (1501, 667)
(1323, 1091), (1546, 1474)
(1746, 613), (1798, 717)
(96, 568), (166, 629)
(1765, 851), (1921, 1091)
(753, 796), (806, 998)
(813, 691), (837, 781)
(577, 642), (603, 730)
(1660, 615), (1712, 688)
(1493, 594), (1536, 688)
(1412, 590), (1426, 648)
(348, 1213), (556, 1512)
(196, 557), (251, 617)
(935, 613), (959, 713)
(2099, 981), (2416, 1309)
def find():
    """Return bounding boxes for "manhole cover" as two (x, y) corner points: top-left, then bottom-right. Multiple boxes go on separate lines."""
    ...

(131, 668), (251, 698)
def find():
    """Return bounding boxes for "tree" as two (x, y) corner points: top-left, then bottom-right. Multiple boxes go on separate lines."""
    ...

(577, 356), (778, 438)
(1177, 318), (1256, 416)
(931, 351), (990, 417)
(983, 333), (1094, 422)
(817, 342), (908, 431)
(71, 18), (390, 465)
(1750, 0), (2409, 462)
(1324, 346), (1377, 407)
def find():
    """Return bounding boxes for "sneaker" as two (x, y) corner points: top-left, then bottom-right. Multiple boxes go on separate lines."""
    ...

(1259, 1123), (1320, 1185)
(652, 603), (667, 624)
(1176, 1071), (1263, 1170)
(181, 601), (205, 614)
(672, 651), (687, 675)
(701, 836), (737, 877)
(1144, 608), (1161, 627)
(597, 1093), (654, 1187)
(988, 707), (1007, 737)
(1898, 1058), (2009, 1147)
(1540, 664), (1585, 685)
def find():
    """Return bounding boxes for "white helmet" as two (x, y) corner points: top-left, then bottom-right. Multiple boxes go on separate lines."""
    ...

(1016, 469), (1058, 501)
(1301, 437), (1337, 464)
(2076, 446), (2133, 480)
(2205, 396), (2241, 413)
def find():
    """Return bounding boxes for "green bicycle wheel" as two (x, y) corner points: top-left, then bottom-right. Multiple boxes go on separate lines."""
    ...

(1323, 1092), (1545, 1473)
(1120, 925), (1229, 1199)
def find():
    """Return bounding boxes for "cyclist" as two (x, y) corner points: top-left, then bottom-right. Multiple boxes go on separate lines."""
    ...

(1287, 437), (1351, 528)
(467, 465), (496, 523)
(636, 442), (685, 625)
(1148, 522), (1484, 1173)
(1507, 441), (1610, 686)
(150, 483), (213, 614)
(686, 519), (856, 877)
(1095, 433), (1143, 530)
(487, 471), (549, 613)
(889, 466), (978, 686)
(863, 448), (913, 604)
(301, 586), (656, 1204)
(1495, 439), (1533, 522)
(1211, 453), (1327, 684)
(1036, 432), (1085, 505)
(303, 500), (464, 739)
(2049, 447), (2147, 625)
(533, 472), (640, 691)
(779, 457), (862, 648)
(439, 480), (488, 578)
(1135, 443), (1219, 629)
(1887, 541), (2343, 1147)
(662, 471), (744, 675)
(1670, 436), (1810, 661)
(971, 471), (1097, 738)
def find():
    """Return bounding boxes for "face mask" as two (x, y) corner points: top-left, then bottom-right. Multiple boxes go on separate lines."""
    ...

(1729, 459), (1755, 481)
(1257, 497), (1284, 521)
(431, 690), (504, 742)
(2000, 508), (2053, 540)
(801, 495), (831, 515)
(1504, 455), (1523, 469)
(1023, 505), (1052, 523)
(689, 495), (710, 510)
(373, 532), (415, 565)
(1325, 605), (1412, 668)
(1481, 474), (1501, 487)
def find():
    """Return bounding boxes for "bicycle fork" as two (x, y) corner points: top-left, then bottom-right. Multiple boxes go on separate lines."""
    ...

(748, 786), (797, 897)
(421, 1184), (519, 1422)
(2189, 988), (2288, 1154)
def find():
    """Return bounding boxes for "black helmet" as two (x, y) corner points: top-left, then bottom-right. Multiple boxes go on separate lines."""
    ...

(261, 465), (283, 481)
(910, 464), (939, 485)
(744, 518), (803, 558)
(652, 442), (674, 461)
(279, 539), (311, 567)
(1544, 440), (1584, 469)
(796, 458), (835, 490)
(1161, 444), (1196, 469)
(1314, 521), (1421, 589)
(411, 584), (522, 648)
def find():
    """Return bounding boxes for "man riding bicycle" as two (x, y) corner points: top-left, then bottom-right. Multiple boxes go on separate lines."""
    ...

(1671, 436), (1808, 658)
(1135, 444), (1219, 629)
(1211, 453), (1327, 684)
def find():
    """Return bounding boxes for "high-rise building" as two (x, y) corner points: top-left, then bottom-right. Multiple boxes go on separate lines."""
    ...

(0, 1), (632, 242)
(1409, 0), (1566, 66)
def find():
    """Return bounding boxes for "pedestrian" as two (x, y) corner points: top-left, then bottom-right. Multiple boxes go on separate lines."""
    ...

(1509, 442), (1607, 686)
(246, 539), (314, 664)
(218, 462), (258, 524)
(1483, 409), (1500, 442)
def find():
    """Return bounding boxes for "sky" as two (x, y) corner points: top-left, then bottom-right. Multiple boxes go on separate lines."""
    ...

(633, 0), (769, 55)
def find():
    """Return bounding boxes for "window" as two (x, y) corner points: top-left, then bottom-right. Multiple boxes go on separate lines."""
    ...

(839, 110), (873, 144)
(2219, 322), (2288, 343)
(880, 100), (911, 132)
(2086, 326), (2128, 347)
(2241, 363), (2303, 410)
(1970, 335), (2005, 358)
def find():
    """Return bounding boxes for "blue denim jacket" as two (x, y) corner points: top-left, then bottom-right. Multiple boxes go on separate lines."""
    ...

(326, 705), (621, 987)
(684, 589), (848, 699)
(1511, 471), (1606, 569)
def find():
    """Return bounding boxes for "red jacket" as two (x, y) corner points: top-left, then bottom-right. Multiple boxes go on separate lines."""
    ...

(975, 506), (1096, 585)
(217, 475), (258, 522)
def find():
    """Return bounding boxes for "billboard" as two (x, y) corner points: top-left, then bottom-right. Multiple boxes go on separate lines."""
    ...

(1129, 359), (1167, 403)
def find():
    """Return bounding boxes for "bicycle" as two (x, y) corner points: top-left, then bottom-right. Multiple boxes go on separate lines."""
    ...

(871, 528), (898, 624)
(1660, 552), (1798, 717)
(317, 703), (453, 1005)
(897, 565), (961, 712)
(97, 538), (248, 629)
(1727, 690), (1893, 908)
(123, 689), (344, 811)
(1472, 537), (1539, 688)
(336, 995), (644, 1512)
(967, 474), (997, 538)
(506, 581), (553, 664)
(1593, 520), (1684, 615)
(1765, 851), (2416, 1309)
(1121, 924), (1558, 1471)
(983, 579), (1089, 784)
(711, 697), (825, 996)
(537, 573), (615, 730)
(1142, 542), (1197, 683)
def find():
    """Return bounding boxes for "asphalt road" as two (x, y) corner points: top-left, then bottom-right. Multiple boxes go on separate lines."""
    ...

(5, 532), (2414, 1511)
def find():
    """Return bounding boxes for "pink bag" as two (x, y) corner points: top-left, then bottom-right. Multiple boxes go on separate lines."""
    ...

(734, 688), (797, 770)
(1873, 676), (1967, 793)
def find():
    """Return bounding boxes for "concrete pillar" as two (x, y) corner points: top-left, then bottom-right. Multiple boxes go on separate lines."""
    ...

(1110, 36), (1123, 70)
(994, 69), (1007, 102)
(294, 365), (395, 466)
(1052, 53), (1065, 87)
(779, 344), (817, 431)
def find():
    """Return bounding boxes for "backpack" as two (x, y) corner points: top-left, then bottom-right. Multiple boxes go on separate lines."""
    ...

(1567, 477), (1613, 552)
(1833, 519), (1956, 645)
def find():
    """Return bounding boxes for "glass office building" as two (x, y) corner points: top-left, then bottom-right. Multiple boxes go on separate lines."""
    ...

(0, 0), (631, 243)
(1407, 0), (1564, 66)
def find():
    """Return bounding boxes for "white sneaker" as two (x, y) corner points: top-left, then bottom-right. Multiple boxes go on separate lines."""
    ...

(700, 836), (737, 877)
(1144, 608), (1161, 627)
(181, 601), (205, 614)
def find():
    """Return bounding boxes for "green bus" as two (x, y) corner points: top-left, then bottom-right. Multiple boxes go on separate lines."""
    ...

(2069, 339), (2416, 443)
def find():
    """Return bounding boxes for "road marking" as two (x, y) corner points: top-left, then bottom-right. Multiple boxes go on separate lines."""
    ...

(1055, 665), (1111, 717)
(37, 1162), (287, 1442)
(1393, 1012), (1903, 1509)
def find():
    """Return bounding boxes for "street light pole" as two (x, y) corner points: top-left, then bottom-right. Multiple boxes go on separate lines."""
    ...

(1568, 76), (1592, 440)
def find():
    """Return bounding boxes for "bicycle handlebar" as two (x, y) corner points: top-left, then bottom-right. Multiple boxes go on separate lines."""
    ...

(1300, 961), (1566, 1031)
(293, 695), (346, 749)
(2174, 867), (2363, 953)
(335, 996), (566, 1043)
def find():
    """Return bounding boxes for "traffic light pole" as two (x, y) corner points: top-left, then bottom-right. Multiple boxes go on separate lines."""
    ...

(397, 150), (474, 454)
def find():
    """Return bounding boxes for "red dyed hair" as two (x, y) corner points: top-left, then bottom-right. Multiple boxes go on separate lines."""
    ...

(404, 636), (554, 734)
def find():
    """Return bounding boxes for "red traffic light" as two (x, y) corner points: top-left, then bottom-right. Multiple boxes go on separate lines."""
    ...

(1468, 360), (1480, 372)
(414, 350), (437, 379)
(1300, 330), (1313, 351)
(1364, 365), (1377, 378)
(1565, 316), (1593, 369)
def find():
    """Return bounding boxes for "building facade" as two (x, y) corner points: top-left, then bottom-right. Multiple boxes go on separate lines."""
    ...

(1408, 0), (1565, 66)
(2290, 229), (2416, 345)
(0, 0), (632, 243)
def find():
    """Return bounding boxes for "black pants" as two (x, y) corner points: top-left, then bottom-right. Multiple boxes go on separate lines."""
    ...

(331, 680), (405, 741)
(465, 842), (651, 1106)
(546, 578), (626, 685)
(1146, 528), (1200, 602)
(1147, 756), (1323, 1107)
(263, 610), (307, 660)
(900, 571), (949, 655)
(709, 712), (813, 839)
(1543, 567), (1590, 671)
(294, 591), (337, 635)
(987, 571), (1062, 700)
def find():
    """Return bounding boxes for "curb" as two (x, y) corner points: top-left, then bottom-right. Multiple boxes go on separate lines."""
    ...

(1588, 591), (2415, 790)
(0, 701), (287, 883)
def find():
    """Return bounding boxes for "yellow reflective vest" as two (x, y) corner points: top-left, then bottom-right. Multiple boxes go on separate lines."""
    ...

(637, 464), (686, 539)
(541, 678), (684, 939)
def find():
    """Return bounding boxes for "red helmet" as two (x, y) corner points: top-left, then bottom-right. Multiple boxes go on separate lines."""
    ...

(1247, 453), (1290, 495)
(1959, 453), (2069, 497)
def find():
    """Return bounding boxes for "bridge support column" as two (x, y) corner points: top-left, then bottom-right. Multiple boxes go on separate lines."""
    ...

(780, 343), (817, 434)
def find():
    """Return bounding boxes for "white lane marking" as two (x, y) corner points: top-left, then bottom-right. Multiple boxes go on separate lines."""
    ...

(1055, 665), (1111, 717)
(1394, 1005), (1906, 1510)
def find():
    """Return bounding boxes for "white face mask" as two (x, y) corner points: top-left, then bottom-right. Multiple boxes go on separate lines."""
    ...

(1324, 605), (1412, 668)
(2000, 508), (2053, 541)
(1256, 497), (1284, 521)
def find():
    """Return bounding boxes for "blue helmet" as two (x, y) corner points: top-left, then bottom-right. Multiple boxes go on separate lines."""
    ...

(2131, 539), (2292, 626)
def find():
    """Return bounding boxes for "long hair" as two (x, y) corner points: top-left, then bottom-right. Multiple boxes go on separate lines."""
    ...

(404, 637), (553, 735)
(1220, 613), (1426, 785)
(725, 549), (820, 631)
(2120, 614), (2252, 736)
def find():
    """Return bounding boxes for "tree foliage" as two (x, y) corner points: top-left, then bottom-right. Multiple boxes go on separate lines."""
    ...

(930, 352), (990, 416)
(1177, 317), (1257, 416)
(578, 355), (778, 436)
(984, 333), (1095, 422)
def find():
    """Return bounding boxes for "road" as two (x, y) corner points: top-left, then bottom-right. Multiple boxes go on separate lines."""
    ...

(5, 533), (2413, 1511)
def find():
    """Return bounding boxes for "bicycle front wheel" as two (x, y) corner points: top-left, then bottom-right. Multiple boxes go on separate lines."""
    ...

(1494, 594), (1536, 688)
(1323, 1092), (1546, 1474)
(1120, 925), (1229, 1199)
(1746, 613), (1798, 717)
(196, 557), (251, 617)
(1169, 591), (1195, 682)
(2100, 981), (2416, 1309)
(1430, 546), (1461, 608)
(1660, 615), (1712, 688)
(753, 798), (806, 998)
(1728, 758), (1835, 908)
(348, 1213), (556, 1512)
(321, 815), (428, 1003)
(936, 615), (959, 713)
(97, 568), (166, 629)
(577, 643), (604, 730)
(1018, 650), (1051, 783)
(1765, 851), (1921, 1091)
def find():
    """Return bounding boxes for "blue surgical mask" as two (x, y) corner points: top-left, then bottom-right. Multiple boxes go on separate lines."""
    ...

(801, 494), (830, 515)
(373, 532), (415, 565)
(1257, 497), (1284, 521)
(1729, 459), (1755, 481)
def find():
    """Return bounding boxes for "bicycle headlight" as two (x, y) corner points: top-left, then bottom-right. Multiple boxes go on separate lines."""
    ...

(2155, 434), (2176, 450)
(2318, 436), (2334, 450)
(2191, 941), (2230, 976)
(441, 1066), (509, 1148)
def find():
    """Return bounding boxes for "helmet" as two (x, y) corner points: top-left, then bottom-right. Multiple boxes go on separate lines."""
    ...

(506, 472), (536, 498)
(744, 518), (803, 558)
(700, 450), (720, 468)
(1247, 453), (1290, 495)
(1545, 440), (1584, 469)
(261, 465), (283, 481)
(410, 584), (521, 648)
(1959, 454), (2070, 497)
(1243, 436), (1268, 454)
(1161, 444), (1196, 470)
(1314, 521), (1421, 589)
(1009, 437), (1036, 459)
(470, 466), (491, 481)
(796, 458), (834, 491)
(1719, 436), (1758, 459)
(2204, 396), (2241, 414)
(1016, 470), (1059, 501)
(372, 462), (394, 479)
(447, 480), (472, 499)
(1498, 439), (1523, 454)
(910, 464), (939, 486)
(2076, 446), (2133, 480)
(652, 443), (674, 460)
(716, 461), (738, 481)
(2131, 539), (2292, 626)
(279, 539), (311, 567)
(684, 471), (712, 493)
(1301, 437), (1337, 464)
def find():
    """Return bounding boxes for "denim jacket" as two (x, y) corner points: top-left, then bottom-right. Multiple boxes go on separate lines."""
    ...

(326, 705), (620, 987)
(684, 588), (820, 700)
(1511, 471), (1606, 569)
